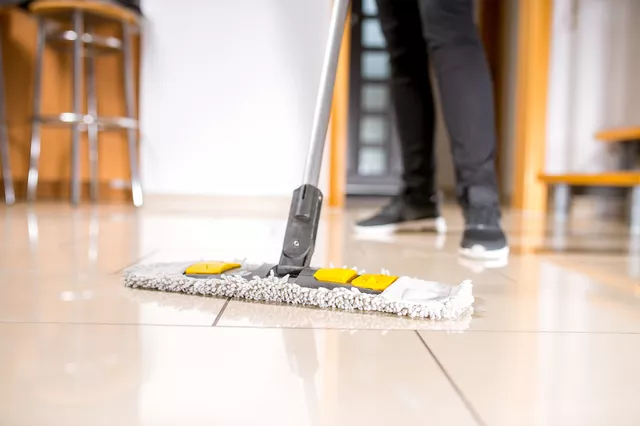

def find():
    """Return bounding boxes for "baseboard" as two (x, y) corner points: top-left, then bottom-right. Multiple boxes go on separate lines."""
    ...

(2, 180), (131, 203)
(142, 194), (293, 215)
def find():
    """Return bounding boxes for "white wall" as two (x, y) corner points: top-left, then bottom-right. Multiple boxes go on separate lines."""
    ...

(545, 0), (640, 174)
(139, 0), (332, 197)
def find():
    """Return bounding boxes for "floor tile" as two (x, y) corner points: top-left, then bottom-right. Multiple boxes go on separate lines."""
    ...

(419, 330), (640, 426)
(218, 299), (473, 331)
(340, 239), (503, 284)
(473, 255), (640, 333)
(3, 202), (638, 334)
(0, 206), (141, 251)
(550, 255), (640, 283)
(0, 210), (145, 274)
(0, 271), (226, 326)
(339, 225), (640, 333)
(134, 216), (335, 268)
(215, 250), (640, 333)
(0, 245), (145, 275)
(2, 196), (640, 425)
(0, 324), (477, 426)
(215, 251), (493, 330)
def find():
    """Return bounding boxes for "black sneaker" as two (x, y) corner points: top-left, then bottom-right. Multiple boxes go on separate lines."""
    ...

(459, 186), (509, 259)
(355, 193), (446, 234)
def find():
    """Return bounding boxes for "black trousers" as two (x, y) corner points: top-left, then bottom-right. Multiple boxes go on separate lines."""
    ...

(375, 0), (499, 203)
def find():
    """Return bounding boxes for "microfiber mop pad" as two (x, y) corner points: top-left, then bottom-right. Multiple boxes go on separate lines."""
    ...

(123, 261), (474, 320)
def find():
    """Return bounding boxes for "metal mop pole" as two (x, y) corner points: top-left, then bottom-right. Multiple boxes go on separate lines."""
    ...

(277, 0), (350, 275)
(302, 0), (350, 187)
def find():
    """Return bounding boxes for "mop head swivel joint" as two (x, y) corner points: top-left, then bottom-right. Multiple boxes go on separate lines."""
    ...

(275, 184), (323, 277)
(123, 187), (474, 321)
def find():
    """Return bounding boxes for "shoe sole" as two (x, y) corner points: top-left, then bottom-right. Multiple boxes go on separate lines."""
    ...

(458, 245), (509, 260)
(354, 217), (447, 235)
(457, 256), (508, 272)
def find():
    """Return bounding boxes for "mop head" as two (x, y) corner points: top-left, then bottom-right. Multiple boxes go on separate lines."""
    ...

(123, 261), (474, 320)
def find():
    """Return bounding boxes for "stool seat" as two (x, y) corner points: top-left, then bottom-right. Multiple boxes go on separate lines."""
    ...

(29, 0), (139, 25)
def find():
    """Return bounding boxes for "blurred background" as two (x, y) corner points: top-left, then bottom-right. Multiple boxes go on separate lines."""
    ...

(0, 0), (638, 222)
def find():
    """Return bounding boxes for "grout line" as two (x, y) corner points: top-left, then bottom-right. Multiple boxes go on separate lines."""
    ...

(494, 268), (518, 284)
(415, 331), (486, 426)
(209, 325), (640, 335)
(112, 249), (161, 275)
(438, 328), (640, 335)
(1, 319), (638, 335)
(212, 299), (231, 327)
(0, 320), (216, 328)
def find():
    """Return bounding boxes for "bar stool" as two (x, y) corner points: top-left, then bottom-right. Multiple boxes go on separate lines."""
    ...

(26, 0), (143, 206)
(0, 14), (15, 205)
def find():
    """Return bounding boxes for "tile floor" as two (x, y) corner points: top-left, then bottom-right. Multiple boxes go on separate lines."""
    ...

(1, 197), (639, 426)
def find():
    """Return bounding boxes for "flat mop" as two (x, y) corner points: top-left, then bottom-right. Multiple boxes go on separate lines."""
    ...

(123, 0), (474, 320)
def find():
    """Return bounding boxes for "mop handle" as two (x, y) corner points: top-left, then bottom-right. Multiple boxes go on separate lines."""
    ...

(301, 0), (350, 187)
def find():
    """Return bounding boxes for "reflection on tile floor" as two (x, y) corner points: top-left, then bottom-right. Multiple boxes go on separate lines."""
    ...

(1, 199), (639, 425)
(420, 331), (640, 426)
(0, 325), (477, 426)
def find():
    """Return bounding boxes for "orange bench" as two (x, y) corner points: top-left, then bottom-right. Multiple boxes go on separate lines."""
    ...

(540, 172), (640, 187)
(595, 127), (640, 143)
(539, 127), (639, 232)
(539, 172), (639, 232)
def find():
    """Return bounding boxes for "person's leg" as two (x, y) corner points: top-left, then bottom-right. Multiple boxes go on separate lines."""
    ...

(356, 0), (445, 234)
(377, 0), (436, 201)
(418, 0), (508, 258)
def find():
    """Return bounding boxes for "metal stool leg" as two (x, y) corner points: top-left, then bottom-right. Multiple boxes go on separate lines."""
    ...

(0, 36), (14, 206)
(70, 10), (84, 205)
(631, 186), (640, 235)
(86, 42), (99, 202)
(27, 17), (46, 203)
(122, 22), (143, 207)
(0, 126), (12, 205)
(553, 184), (571, 223)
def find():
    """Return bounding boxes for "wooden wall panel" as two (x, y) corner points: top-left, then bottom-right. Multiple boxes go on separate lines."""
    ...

(328, 7), (350, 208)
(512, 0), (552, 212)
